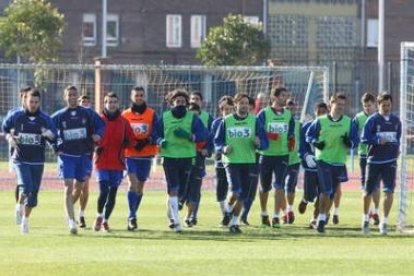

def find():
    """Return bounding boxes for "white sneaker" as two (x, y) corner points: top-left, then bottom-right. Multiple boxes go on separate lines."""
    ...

(68, 219), (78, 235)
(379, 223), (388, 235)
(15, 204), (22, 225)
(174, 222), (182, 233)
(361, 221), (370, 234)
(21, 219), (29, 234)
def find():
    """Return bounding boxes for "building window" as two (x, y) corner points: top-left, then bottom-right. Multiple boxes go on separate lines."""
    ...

(166, 14), (182, 48)
(191, 15), (206, 48)
(367, 18), (378, 48)
(82, 14), (96, 46)
(106, 14), (119, 47)
(244, 16), (260, 25)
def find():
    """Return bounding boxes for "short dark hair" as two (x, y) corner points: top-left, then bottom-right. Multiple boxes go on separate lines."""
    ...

(27, 89), (41, 98)
(188, 102), (201, 113)
(104, 92), (118, 103)
(65, 85), (77, 92)
(377, 93), (392, 104)
(19, 86), (32, 95)
(314, 102), (328, 111)
(167, 89), (189, 105)
(218, 96), (234, 110)
(132, 86), (145, 93)
(330, 93), (346, 104)
(78, 95), (90, 102)
(361, 92), (376, 104)
(271, 87), (287, 98)
(233, 93), (250, 104)
(248, 96), (255, 107)
(190, 91), (203, 101)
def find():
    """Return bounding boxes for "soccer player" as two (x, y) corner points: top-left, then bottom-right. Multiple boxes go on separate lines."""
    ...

(187, 91), (213, 225)
(298, 102), (328, 228)
(7, 86), (32, 220)
(77, 95), (93, 228)
(257, 87), (295, 228)
(215, 93), (268, 233)
(211, 96), (234, 226)
(361, 93), (401, 235)
(93, 93), (135, 232)
(122, 86), (159, 231)
(306, 93), (358, 233)
(253, 92), (268, 114)
(352, 92), (380, 226)
(283, 98), (301, 224)
(51, 85), (105, 234)
(157, 89), (207, 232)
(2, 89), (56, 234)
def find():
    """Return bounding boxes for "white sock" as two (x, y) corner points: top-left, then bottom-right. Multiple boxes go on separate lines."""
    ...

(373, 208), (379, 215)
(230, 215), (239, 226)
(16, 203), (22, 211)
(273, 212), (280, 219)
(168, 196), (180, 223)
(382, 217), (388, 224)
(288, 205), (293, 212)
(261, 211), (268, 217)
(97, 213), (103, 218)
(363, 214), (369, 222)
(219, 201), (226, 215)
(334, 208), (339, 216)
(318, 213), (327, 221)
(22, 216), (28, 224)
(225, 202), (234, 213)
(79, 210), (85, 217)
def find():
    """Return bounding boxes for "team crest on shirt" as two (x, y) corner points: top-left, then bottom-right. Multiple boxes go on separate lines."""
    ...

(82, 118), (86, 125)
(28, 116), (36, 121)
(71, 111), (77, 116)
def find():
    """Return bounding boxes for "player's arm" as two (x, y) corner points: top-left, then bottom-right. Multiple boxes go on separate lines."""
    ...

(348, 119), (360, 149)
(43, 114), (58, 142)
(214, 120), (226, 153)
(288, 115), (295, 138)
(90, 109), (106, 139)
(155, 115), (165, 146)
(255, 117), (269, 150)
(362, 117), (380, 145)
(191, 115), (208, 143)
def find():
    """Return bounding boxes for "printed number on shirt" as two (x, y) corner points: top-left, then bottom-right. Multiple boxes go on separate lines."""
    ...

(131, 123), (149, 134)
(63, 128), (87, 141)
(378, 131), (397, 143)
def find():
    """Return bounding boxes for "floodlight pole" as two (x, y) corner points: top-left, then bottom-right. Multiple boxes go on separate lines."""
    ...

(102, 0), (107, 58)
(378, 0), (385, 92)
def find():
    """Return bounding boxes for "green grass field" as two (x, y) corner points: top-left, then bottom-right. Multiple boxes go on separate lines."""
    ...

(1, 190), (414, 275)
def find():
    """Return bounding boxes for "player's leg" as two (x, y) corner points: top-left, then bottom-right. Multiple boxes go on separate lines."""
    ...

(185, 162), (202, 227)
(380, 161), (397, 235)
(225, 164), (243, 233)
(362, 162), (380, 233)
(14, 163), (31, 233)
(12, 162), (25, 225)
(215, 166), (229, 225)
(22, 165), (44, 234)
(79, 176), (90, 228)
(273, 156), (288, 228)
(190, 154), (206, 224)
(316, 161), (334, 233)
(102, 171), (123, 232)
(126, 158), (140, 230)
(258, 155), (272, 226)
(95, 170), (109, 231)
(284, 163), (300, 224)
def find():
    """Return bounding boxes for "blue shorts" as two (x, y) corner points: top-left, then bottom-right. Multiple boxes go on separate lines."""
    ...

(126, 158), (152, 182)
(285, 163), (300, 193)
(58, 154), (88, 182)
(224, 163), (258, 201)
(259, 155), (289, 192)
(163, 157), (192, 194)
(13, 162), (44, 207)
(84, 154), (93, 177)
(365, 161), (397, 195)
(96, 170), (124, 188)
(316, 161), (348, 198)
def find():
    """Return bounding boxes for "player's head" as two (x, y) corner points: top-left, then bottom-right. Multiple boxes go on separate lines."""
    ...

(131, 86), (145, 106)
(104, 92), (119, 113)
(361, 92), (376, 115)
(233, 93), (250, 116)
(286, 98), (297, 114)
(78, 95), (91, 108)
(218, 96), (234, 117)
(25, 89), (41, 113)
(168, 89), (189, 107)
(64, 85), (79, 108)
(190, 91), (203, 108)
(255, 92), (268, 110)
(314, 102), (328, 117)
(188, 102), (201, 116)
(270, 87), (288, 107)
(377, 93), (392, 116)
(329, 93), (346, 116)
(19, 86), (32, 108)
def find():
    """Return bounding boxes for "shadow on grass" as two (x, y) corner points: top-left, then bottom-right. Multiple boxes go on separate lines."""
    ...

(59, 224), (414, 242)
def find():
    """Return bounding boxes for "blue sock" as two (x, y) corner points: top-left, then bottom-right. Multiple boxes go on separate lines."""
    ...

(127, 191), (138, 219)
(135, 192), (143, 211)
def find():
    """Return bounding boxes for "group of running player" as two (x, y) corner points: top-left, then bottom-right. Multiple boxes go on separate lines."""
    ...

(1, 84), (400, 235)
